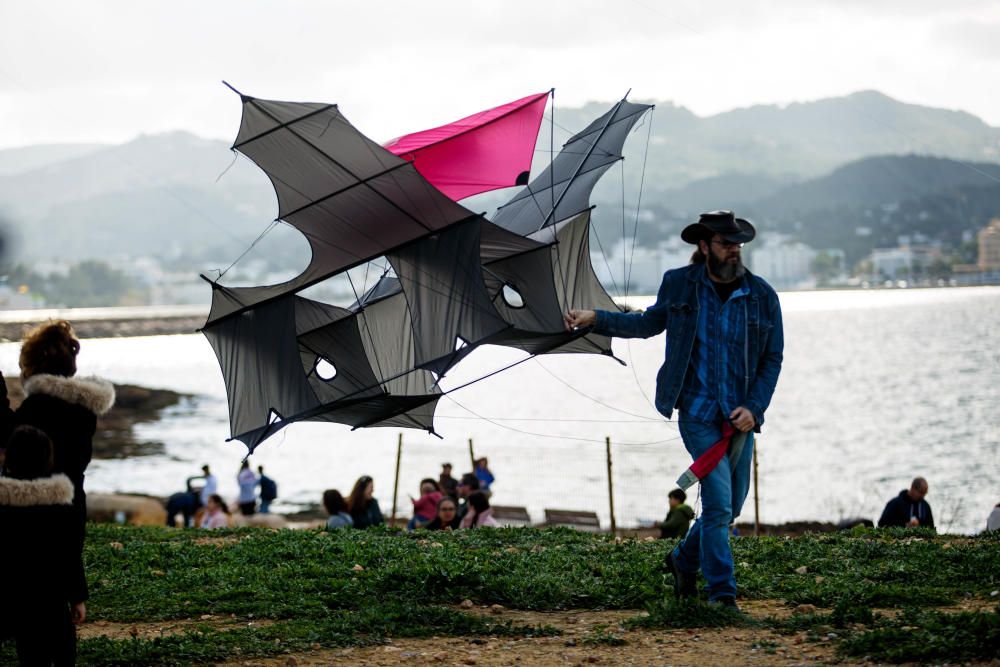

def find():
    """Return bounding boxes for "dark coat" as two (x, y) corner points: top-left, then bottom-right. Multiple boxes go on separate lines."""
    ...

(0, 373), (115, 525)
(594, 263), (783, 430)
(0, 474), (87, 606)
(878, 490), (935, 530)
(351, 498), (384, 529)
(425, 514), (461, 530)
(660, 503), (695, 539)
(0, 372), (115, 604)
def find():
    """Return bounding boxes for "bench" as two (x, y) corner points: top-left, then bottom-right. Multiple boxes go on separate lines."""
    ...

(543, 509), (601, 532)
(491, 505), (531, 526)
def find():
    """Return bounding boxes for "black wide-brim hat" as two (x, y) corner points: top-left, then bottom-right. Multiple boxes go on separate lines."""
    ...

(681, 210), (756, 245)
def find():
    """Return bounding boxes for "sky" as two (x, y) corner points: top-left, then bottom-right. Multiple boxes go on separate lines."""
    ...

(1, 0), (999, 150)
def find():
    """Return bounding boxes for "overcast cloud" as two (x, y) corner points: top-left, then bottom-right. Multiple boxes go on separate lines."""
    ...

(1, 0), (998, 149)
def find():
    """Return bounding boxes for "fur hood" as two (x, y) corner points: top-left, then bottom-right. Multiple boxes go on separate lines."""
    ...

(0, 474), (74, 507)
(23, 374), (115, 415)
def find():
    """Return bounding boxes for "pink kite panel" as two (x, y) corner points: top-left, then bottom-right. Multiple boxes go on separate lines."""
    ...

(384, 92), (549, 201)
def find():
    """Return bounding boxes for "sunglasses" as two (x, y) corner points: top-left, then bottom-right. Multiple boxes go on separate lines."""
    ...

(710, 239), (744, 250)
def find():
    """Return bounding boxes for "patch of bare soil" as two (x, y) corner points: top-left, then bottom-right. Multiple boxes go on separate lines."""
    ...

(78, 616), (274, 641)
(215, 603), (841, 667)
(82, 600), (999, 666)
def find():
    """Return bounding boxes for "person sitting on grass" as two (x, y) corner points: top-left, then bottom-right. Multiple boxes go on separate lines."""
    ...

(200, 494), (230, 529)
(323, 489), (353, 529)
(456, 473), (480, 523)
(878, 477), (934, 530)
(425, 496), (461, 531)
(408, 478), (443, 531)
(347, 475), (384, 529)
(660, 488), (695, 539)
(460, 491), (499, 528)
(0, 425), (86, 666)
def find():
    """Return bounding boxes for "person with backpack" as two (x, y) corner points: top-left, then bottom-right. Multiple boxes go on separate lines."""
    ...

(257, 466), (277, 513)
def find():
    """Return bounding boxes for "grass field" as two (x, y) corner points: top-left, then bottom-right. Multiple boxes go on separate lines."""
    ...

(2, 525), (997, 665)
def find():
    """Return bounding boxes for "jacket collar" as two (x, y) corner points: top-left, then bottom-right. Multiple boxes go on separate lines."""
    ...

(0, 474), (74, 507)
(22, 374), (115, 415)
(686, 263), (759, 295)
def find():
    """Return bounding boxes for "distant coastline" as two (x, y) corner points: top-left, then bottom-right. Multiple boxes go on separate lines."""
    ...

(0, 304), (207, 341)
(0, 283), (997, 341)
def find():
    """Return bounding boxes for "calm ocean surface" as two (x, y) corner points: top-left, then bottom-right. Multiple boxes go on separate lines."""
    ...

(1, 286), (997, 534)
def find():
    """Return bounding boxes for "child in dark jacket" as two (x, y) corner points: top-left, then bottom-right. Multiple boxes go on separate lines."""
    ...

(660, 488), (695, 539)
(0, 424), (86, 666)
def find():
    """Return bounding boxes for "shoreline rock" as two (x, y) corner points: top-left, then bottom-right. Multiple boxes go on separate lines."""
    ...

(3, 376), (192, 459)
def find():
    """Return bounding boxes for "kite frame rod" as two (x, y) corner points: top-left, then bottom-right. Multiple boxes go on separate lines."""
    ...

(278, 160), (412, 221)
(199, 214), (482, 325)
(231, 104), (338, 150)
(228, 325), (596, 444)
(533, 96), (627, 232)
(242, 96), (437, 234)
(390, 89), (552, 153)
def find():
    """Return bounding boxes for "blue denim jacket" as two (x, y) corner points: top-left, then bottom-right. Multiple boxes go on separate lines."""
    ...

(593, 263), (783, 431)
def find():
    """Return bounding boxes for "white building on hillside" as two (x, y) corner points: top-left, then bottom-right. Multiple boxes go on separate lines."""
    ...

(747, 235), (817, 289)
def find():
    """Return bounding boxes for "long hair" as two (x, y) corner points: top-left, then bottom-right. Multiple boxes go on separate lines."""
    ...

(208, 494), (230, 515)
(690, 246), (706, 264)
(3, 425), (54, 480)
(322, 489), (348, 515)
(468, 491), (491, 526)
(347, 475), (373, 519)
(19, 320), (80, 380)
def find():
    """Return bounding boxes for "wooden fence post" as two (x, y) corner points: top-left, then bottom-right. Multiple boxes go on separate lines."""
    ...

(753, 438), (760, 537)
(606, 436), (617, 535)
(391, 433), (402, 525)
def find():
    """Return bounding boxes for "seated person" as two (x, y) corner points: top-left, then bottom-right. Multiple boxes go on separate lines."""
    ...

(660, 488), (695, 539)
(425, 496), (460, 531)
(878, 477), (934, 530)
(408, 478), (443, 530)
(460, 491), (498, 528)
(457, 473), (480, 522)
(200, 494), (231, 529)
(324, 489), (354, 529)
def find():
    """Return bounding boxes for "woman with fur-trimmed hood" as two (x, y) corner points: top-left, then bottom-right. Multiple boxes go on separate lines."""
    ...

(0, 320), (115, 606)
(0, 424), (86, 665)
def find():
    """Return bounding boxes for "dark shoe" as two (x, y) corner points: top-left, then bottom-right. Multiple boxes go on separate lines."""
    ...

(710, 596), (740, 611)
(665, 551), (697, 599)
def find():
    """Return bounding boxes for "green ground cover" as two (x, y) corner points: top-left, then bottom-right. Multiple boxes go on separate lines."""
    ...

(1, 525), (997, 665)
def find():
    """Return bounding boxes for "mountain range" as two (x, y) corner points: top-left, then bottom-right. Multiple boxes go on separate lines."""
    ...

(1, 90), (998, 272)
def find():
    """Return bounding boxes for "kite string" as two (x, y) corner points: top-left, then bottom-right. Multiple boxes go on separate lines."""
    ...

(532, 357), (666, 421)
(442, 394), (679, 447)
(215, 150), (239, 183)
(215, 220), (279, 280)
(622, 110), (660, 413)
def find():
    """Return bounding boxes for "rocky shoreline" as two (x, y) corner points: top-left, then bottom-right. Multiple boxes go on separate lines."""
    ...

(3, 375), (191, 458)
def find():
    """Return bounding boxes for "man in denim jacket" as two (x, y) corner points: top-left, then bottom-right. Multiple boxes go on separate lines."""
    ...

(564, 211), (783, 608)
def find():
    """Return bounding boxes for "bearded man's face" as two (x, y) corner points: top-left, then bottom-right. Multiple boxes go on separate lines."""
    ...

(703, 236), (745, 282)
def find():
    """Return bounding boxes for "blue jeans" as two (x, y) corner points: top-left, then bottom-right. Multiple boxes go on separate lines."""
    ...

(672, 414), (754, 600)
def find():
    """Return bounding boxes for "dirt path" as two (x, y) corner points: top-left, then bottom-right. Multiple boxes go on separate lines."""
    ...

(80, 600), (999, 666)
(215, 602), (840, 667)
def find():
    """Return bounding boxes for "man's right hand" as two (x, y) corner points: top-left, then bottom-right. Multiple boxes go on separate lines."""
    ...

(564, 310), (596, 331)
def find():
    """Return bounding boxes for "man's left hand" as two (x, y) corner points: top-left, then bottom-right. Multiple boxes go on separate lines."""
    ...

(729, 406), (756, 432)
